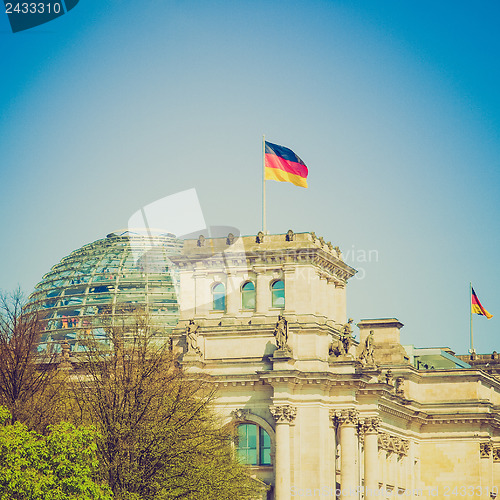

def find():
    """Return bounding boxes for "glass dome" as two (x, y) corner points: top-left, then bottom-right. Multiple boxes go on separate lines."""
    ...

(29, 231), (183, 353)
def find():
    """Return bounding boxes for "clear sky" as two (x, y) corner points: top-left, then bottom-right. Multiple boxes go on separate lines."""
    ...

(1, 0), (499, 355)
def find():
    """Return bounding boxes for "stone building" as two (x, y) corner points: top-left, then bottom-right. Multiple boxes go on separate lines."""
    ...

(31, 230), (500, 500)
(169, 231), (500, 500)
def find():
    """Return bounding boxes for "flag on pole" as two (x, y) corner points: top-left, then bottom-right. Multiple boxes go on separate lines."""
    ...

(264, 141), (308, 188)
(471, 287), (493, 319)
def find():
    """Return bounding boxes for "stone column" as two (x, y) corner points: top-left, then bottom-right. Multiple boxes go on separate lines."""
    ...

(333, 409), (359, 500)
(193, 269), (209, 316)
(361, 418), (380, 500)
(270, 404), (297, 500)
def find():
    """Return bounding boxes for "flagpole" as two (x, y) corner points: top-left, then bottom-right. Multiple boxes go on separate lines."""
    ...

(262, 134), (266, 233)
(470, 282), (475, 354)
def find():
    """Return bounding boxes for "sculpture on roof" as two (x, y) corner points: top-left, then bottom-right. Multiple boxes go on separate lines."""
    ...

(358, 330), (376, 366)
(329, 318), (354, 358)
(186, 319), (201, 355)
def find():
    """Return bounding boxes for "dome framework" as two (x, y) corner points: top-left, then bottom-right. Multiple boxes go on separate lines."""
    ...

(30, 231), (182, 353)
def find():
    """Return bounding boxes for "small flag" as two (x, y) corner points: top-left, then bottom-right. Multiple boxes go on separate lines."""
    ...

(265, 141), (308, 188)
(471, 287), (493, 319)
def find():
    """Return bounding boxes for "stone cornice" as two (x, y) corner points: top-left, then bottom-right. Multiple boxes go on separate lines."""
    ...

(358, 319), (404, 330)
(378, 403), (415, 423)
(170, 243), (356, 284)
(423, 413), (500, 429)
(173, 317), (346, 335)
(402, 368), (500, 392)
(258, 370), (371, 388)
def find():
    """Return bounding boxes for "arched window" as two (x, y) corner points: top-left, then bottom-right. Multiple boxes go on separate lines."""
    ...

(271, 280), (285, 308)
(241, 281), (255, 310)
(236, 423), (271, 466)
(212, 283), (225, 311)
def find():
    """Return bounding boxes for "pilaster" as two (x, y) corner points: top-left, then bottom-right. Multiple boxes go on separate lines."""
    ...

(334, 283), (346, 325)
(270, 404), (297, 500)
(255, 268), (270, 315)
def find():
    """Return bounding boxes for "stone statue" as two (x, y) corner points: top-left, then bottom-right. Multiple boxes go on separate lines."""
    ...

(385, 369), (394, 386)
(340, 318), (354, 354)
(273, 314), (289, 350)
(395, 377), (405, 396)
(186, 319), (201, 355)
(359, 330), (375, 366)
(329, 318), (354, 357)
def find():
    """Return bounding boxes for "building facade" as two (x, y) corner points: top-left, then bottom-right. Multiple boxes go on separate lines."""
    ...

(168, 231), (500, 500)
(33, 230), (500, 500)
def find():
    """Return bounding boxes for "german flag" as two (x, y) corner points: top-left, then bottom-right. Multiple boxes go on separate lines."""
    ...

(471, 287), (493, 319)
(265, 141), (308, 188)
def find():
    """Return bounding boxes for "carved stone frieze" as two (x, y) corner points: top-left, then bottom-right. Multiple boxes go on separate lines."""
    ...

(378, 432), (409, 456)
(269, 405), (297, 424)
(480, 442), (492, 459)
(398, 439), (410, 456)
(493, 448), (500, 462)
(331, 409), (359, 427)
(231, 408), (251, 421)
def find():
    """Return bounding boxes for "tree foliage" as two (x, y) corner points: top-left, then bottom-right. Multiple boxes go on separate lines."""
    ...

(73, 315), (263, 500)
(0, 406), (113, 500)
(0, 290), (264, 499)
(0, 289), (64, 431)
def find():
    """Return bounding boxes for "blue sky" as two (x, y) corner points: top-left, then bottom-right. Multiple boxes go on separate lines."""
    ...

(1, 0), (499, 354)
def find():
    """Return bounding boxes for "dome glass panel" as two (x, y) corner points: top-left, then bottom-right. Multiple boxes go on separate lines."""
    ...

(30, 231), (182, 353)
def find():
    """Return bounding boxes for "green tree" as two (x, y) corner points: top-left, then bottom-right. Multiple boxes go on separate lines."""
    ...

(73, 315), (264, 500)
(0, 290), (65, 431)
(0, 406), (113, 500)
